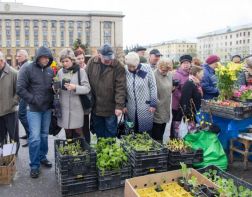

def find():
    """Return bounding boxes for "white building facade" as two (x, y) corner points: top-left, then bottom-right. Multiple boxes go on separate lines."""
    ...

(197, 24), (252, 62)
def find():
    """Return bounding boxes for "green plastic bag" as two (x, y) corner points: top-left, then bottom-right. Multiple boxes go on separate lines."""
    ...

(184, 130), (228, 170)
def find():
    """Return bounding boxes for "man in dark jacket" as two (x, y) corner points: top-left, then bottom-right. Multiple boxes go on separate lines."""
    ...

(201, 55), (220, 100)
(16, 50), (30, 147)
(17, 46), (54, 178)
(86, 44), (126, 138)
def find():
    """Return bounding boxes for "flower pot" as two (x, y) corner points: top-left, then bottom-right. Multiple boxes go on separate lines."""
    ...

(183, 181), (193, 192)
(178, 177), (186, 187)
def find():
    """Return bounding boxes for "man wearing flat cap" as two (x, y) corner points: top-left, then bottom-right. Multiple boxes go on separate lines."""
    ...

(86, 44), (126, 138)
(136, 46), (147, 63)
(149, 49), (162, 70)
(201, 55), (220, 100)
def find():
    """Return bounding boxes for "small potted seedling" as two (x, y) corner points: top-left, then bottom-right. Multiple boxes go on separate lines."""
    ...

(188, 176), (205, 196)
(53, 76), (61, 91)
(178, 162), (192, 191)
(155, 184), (164, 193)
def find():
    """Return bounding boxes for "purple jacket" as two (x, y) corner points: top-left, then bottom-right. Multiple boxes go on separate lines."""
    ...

(172, 68), (189, 110)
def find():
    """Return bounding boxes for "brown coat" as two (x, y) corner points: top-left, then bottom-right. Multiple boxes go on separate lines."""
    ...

(86, 56), (126, 117)
(0, 63), (19, 116)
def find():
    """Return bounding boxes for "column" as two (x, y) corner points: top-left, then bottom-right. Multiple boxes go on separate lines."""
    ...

(73, 21), (78, 41)
(114, 18), (123, 47)
(65, 21), (69, 47)
(29, 20), (34, 47)
(82, 21), (86, 44)
(47, 20), (52, 47)
(11, 19), (15, 47)
(2, 20), (6, 47)
(111, 21), (115, 47)
(56, 20), (60, 47)
(20, 20), (25, 47)
(38, 20), (43, 46)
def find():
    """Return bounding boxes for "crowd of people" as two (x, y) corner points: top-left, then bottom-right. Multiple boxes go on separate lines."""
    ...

(1, 43), (252, 178)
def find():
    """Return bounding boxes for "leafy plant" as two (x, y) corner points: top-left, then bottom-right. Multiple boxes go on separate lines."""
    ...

(166, 139), (191, 152)
(57, 140), (87, 156)
(180, 162), (191, 181)
(122, 132), (162, 152)
(95, 138), (128, 174)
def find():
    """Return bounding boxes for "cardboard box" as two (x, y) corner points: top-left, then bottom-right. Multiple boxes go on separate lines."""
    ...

(124, 169), (217, 197)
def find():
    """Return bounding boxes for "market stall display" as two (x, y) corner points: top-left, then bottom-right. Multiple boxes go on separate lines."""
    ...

(121, 132), (167, 177)
(166, 139), (203, 170)
(95, 138), (131, 190)
(54, 138), (97, 196)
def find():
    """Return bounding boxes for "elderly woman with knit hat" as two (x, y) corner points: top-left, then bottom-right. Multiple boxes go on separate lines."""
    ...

(201, 55), (220, 100)
(151, 58), (173, 142)
(124, 52), (157, 134)
(57, 48), (90, 139)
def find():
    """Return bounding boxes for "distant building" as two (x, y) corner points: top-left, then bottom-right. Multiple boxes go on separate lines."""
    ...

(146, 40), (197, 62)
(197, 24), (252, 62)
(0, 2), (124, 66)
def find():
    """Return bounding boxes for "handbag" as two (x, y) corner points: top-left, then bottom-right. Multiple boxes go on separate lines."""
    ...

(49, 114), (62, 136)
(77, 69), (92, 110)
(117, 114), (134, 138)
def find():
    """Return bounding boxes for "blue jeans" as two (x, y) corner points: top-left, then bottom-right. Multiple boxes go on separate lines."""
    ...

(27, 110), (51, 170)
(18, 99), (29, 136)
(91, 113), (117, 138)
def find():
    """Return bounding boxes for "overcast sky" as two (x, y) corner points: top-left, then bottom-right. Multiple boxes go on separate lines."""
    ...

(8, 0), (252, 47)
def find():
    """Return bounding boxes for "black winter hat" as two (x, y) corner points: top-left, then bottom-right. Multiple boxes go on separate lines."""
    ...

(179, 55), (192, 64)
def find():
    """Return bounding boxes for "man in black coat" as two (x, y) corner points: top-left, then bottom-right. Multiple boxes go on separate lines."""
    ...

(17, 46), (54, 178)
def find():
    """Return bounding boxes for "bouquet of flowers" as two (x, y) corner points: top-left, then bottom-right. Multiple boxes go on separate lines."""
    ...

(215, 62), (243, 100)
(233, 85), (252, 101)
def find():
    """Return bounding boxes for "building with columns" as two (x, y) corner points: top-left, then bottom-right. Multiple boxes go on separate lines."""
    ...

(197, 24), (252, 62)
(0, 2), (124, 66)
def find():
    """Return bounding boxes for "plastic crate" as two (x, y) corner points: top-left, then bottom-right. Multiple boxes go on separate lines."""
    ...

(98, 164), (131, 190)
(60, 177), (97, 196)
(168, 149), (203, 166)
(132, 162), (167, 177)
(198, 165), (252, 190)
(0, 155), (16, 185)
(54, 138), (96, 177)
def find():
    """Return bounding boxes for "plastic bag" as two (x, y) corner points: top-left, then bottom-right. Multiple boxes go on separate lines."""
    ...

(184, 130), (228, 170)
(178, 118), (188, 138)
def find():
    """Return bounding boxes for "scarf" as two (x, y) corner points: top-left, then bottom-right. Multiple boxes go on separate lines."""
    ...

(189, 75), (203, 97)
(63, 63), (79, 74)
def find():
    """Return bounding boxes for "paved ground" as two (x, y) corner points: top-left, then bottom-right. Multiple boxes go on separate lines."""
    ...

(1, 123), (252, 197)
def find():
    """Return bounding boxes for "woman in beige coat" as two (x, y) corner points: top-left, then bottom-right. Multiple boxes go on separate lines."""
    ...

(57, 48), (90, 139)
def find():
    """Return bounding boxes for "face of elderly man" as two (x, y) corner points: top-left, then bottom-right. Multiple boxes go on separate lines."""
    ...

(17, 50), (28, 64)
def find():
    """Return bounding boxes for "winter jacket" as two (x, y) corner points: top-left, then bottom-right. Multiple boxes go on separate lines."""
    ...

(126, 64), (157, 132)
(201, 64), (219, 100)
(57, 67), (90, 129)
(179, 80), (202, 120)
(17, 46), (54, 112)
(154, 69), (172, 124)
(86, 56), (126, 117)
(172, 68), (189, 110)
(0, 63), (19, 116)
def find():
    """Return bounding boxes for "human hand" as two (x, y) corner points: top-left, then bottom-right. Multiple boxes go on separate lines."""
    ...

(115, 109), (123, 116)
(64, 83), (76, 91)
(148, 107), (156, 113)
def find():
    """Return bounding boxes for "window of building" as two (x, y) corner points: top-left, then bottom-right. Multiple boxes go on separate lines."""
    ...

(25, 40), (29, 46)
(6, 40), (11, 47)
(34, 40), (39, 47)
(60, 21), (65, 28)
(16, 40), (20, 47)
(24, 20), (30, 27)
(236, 33), (239, 38)
(225, 35), (227, 39)
(42, 20), (48, 28)
(61, 40), (64, 47)
(248, 32), (251, 36)
(244, 32), (246, 36)
(230, 42), (232, 46)
(68, 21), (74, 28)
(248, 39), (250, 44)
(52, 40), (56, 47)
(243, 40), (245, 44)
(240, 40), (242, 44)
(5, 20), (11, 27)
(15, 20), (20, 27)
(236, 40), (238, 44)
(230, 35), (232, 39)
(240, 32), (242, 36)
(103, 21), (112, 45)
(69, 30), (74, 46)
(51, 20), (56, 28)
(77, 21), (82, 28)
(33, 20), (39, 27)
